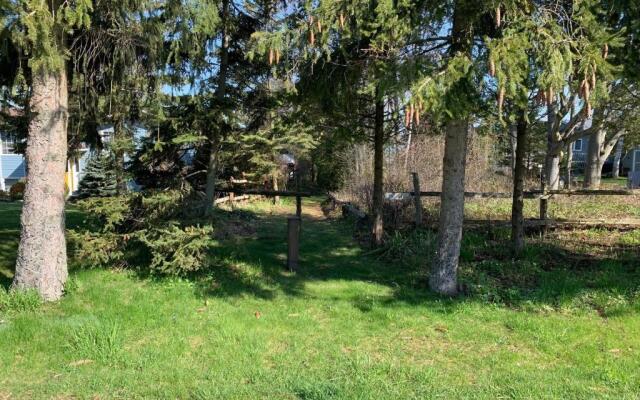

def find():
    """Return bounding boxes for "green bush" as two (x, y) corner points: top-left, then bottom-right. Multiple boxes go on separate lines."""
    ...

(68, 230), (126, 268)
(9, 181), (25, 200)
(71, 189), (214, 276)
(139, 224), (213, 275)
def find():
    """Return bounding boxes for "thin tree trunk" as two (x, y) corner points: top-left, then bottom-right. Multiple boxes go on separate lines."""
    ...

(371, 95), (385, 247)
(429, 0), (472, 296)
(545, 102), (562, 190)
(509, 123), (517, 174)
(565, 141), (573, 189)
(404, 129), (412, 170)
(431, 119), (469, 295)
(113, 118), (127, 195)
(612, 137), (624, 179)
(13, 69), (68, 301)
(272, 172), (280, 204)
(511, 110), (527, 254)
(204, 0), (230, 216)
(544, 150), (561, 190)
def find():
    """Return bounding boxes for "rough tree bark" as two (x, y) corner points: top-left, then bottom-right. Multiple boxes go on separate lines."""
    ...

(612, 137), (624, 179)
(12, 69), (69, 301)
(204, 0), (230, 216)
(431, 119), (469, 295)
(371, 95), (385, 247)
(584, 128), (606, 189)
(429, 0), (472, 296)
(511, 110), (528, 254)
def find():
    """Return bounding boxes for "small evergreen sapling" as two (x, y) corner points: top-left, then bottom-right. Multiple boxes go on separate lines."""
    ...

(78, 151), (118, 198)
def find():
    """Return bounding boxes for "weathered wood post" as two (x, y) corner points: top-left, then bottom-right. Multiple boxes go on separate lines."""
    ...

(411, 172), (423, 227)
(287, 217), (300, 272)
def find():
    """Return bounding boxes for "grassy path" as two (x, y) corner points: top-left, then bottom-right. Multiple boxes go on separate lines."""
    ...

(1, 199), (639, 399)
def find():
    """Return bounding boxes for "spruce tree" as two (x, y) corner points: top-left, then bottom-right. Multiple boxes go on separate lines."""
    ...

(78, 152), (118, 198)
(4, 0), (92, 301)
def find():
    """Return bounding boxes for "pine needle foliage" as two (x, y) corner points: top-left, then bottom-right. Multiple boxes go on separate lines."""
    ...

(77, 151), (118, 198)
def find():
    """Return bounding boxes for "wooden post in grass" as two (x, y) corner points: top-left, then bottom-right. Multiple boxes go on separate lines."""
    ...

(411, 172), (422, 227)
(287, 217), (300, 272)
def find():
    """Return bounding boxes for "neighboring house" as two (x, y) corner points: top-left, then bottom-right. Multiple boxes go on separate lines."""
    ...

(571, 136), (640, 176)
(0, 132), (26, 191)
(0, 131), (91, 196)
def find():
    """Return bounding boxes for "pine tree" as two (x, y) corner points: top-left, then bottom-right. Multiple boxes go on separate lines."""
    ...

(78, 152), (118, 198)
(4, 0), (92, 301)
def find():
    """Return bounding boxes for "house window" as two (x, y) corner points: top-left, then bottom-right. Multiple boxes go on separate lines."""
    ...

(573, 139), (583, 152)
(635, 150), (640, 172)
(1, 133), (17, 154)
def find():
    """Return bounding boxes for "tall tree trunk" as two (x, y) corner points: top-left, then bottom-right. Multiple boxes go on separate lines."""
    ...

(584, 128), (605, 189)
(431, 119), (469, 295)
(272, 172), (280, 204)
(371, 95), (385, 247)
(511, 110), (527, 254)
(13, 69), (68, 301)
(204, 0), (230, 216)
(565, 141), (573, 189)
(113, 118), (127, 195)
(612, 137), (624, 179)
(544, 151), (561, 190)
(545, 103), (562, 189)
(429, 0), (472, 296)
(509, 123), (517, 174)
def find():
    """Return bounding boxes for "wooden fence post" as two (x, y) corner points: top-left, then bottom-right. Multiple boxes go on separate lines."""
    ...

(287, 217), (300, 272)
(411, 172), (422, 227)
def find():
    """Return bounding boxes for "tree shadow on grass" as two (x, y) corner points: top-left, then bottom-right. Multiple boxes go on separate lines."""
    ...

(193, 203), (640, 318)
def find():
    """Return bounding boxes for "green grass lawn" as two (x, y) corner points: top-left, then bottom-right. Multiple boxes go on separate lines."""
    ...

(1, 199), (640, 399)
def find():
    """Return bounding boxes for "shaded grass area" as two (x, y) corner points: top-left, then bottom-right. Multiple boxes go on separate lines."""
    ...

(0, 202), (85, 289)
(1, 199), (640, 398)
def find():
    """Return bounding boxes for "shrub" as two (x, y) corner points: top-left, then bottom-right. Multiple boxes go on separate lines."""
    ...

(139, 224), (213, 275)
(68, 230), (126, 268)
(70, 189), (214, 276)
(77, 151), (118, 198)
(9, 181), (25, 201)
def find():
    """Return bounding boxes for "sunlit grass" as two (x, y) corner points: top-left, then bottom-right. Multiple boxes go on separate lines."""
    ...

(0, 199), (639, 399)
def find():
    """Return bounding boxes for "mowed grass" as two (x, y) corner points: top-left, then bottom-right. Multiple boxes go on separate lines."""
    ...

(1, 199), (640, 399)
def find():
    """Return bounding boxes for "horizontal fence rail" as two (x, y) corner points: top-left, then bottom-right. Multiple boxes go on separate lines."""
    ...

(216, 188), (313, 197)
(386, 189), (640, 200)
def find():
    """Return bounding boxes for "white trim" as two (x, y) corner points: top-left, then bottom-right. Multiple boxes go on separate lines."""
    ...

(0, 156), (4, 192)
(573, 139), (583, 152)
